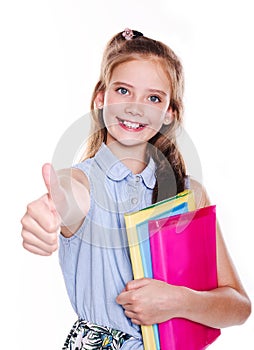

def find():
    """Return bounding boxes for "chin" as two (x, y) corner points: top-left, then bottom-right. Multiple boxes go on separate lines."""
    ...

(117, 138), (147, 147)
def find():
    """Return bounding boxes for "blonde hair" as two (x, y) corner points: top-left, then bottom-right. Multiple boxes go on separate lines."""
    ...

(84, 30), (186, 202)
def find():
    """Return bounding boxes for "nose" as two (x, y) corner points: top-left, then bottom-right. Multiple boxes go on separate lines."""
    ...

(124, 102), (144, 118)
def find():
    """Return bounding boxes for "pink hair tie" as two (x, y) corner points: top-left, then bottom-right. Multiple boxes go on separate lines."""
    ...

(122, 28), (143, 40)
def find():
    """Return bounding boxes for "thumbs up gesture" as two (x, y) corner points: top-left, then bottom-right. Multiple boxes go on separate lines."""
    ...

(21, 163), (89, 256)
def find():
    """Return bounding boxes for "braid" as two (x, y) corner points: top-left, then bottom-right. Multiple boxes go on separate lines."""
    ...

(149, 130), (186, 204)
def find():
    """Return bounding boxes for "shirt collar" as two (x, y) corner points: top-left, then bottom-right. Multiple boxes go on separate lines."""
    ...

(94, 143), (156, 189)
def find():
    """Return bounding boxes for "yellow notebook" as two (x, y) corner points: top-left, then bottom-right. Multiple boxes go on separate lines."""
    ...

(124, 190), (196, 350)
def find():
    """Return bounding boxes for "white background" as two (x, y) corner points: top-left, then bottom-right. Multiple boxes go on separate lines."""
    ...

(1, 0), (253, 348)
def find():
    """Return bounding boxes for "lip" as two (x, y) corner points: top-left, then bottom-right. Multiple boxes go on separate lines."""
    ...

(116, 117), (147, 132)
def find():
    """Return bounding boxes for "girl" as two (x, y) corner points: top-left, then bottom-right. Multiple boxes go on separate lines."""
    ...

(21, 29), (251, 349)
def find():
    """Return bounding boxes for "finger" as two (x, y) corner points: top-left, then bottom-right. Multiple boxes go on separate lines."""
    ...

(22, 240), (56, 256)
(42, 163), (58, 194)
(24, 195), (60, 233)
(124, 311), (141, 325)
(21, 213), (59, 245)
(130, 318), (141, 325)
(22, 228), (58, 255)
(116, 289), (139, 307)
(121, 308), (142, 325)
(125, 278), (151, 291)
(120, 302), (134, 311)
(42, 163), (66, 206)
(116, 291), (131, 306)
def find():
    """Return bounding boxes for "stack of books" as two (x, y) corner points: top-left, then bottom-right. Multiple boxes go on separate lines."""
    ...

(124, 190), (221, 350)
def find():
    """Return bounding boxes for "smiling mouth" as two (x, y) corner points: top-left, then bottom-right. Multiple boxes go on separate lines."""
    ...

(117, 117), (146, 130)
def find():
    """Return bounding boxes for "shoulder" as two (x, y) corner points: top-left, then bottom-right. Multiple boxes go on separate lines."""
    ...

(189, 178), (211, 209)
(71, 158), (93, 190)
(71, 167), (90, 190)
(56, 165), (90, 192)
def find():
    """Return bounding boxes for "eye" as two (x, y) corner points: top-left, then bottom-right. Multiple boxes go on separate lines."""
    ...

(116, 87), (129, 95)
(149, 95), (161, 103)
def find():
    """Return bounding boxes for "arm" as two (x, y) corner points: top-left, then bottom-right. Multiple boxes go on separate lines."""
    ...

(116, 180), (251, 328)
(179, 179), (251, 327)
(55, 166), (90, 237)
(21, 163), (90, 255)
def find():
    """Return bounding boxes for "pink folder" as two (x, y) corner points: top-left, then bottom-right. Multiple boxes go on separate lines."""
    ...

(149, 205), (221, 350)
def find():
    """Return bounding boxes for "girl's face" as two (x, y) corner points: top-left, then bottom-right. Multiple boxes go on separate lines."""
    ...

(96, 59), (172, 149)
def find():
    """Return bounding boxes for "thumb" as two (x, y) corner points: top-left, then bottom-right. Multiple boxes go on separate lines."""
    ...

(42, 163), (67, 215)
(42, 163), (56, 194)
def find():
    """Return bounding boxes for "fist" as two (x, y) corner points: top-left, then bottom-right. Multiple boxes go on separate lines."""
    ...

(21, 163), (63, 256)
(21, 193), (60, 256)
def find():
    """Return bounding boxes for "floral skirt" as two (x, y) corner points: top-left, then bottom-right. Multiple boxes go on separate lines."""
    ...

(62, 320), (132, 350)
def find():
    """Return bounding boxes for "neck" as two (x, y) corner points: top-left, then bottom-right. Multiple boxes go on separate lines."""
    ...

(106, 141), (148, 174)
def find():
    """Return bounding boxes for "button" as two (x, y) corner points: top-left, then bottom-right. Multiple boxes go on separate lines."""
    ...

(135, 176), (141, 182)
(131, 197), (138, 205)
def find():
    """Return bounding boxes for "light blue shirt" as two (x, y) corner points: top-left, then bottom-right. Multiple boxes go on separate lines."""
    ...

(59, 143), (156, 349)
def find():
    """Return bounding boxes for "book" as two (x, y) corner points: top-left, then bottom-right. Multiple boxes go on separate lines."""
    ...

(149, 205), (221, 350)
(136, 202), (189, 278)
(124, 190), (196, 350)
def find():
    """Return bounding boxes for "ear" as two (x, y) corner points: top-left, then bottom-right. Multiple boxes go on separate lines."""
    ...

(163, 107), (174, 125)
(94, 91), (105, 109)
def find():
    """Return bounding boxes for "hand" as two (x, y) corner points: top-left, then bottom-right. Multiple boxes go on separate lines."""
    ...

(116, 278), (182, 326)
(21, 163), (66, 256)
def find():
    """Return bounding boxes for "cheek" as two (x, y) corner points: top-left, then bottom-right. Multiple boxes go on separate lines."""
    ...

(104, 90), (123, 105)
(149, 107), (167, 125)
(103, 104), (124, 122)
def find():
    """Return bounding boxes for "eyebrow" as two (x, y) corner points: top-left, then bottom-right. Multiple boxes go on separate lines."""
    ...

(147, 88), (168, 97)
(111, 81), (169, 97)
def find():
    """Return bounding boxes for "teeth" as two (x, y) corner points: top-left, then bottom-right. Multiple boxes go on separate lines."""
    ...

(121, 119), (144, 129)
(123, 121), (140, 129)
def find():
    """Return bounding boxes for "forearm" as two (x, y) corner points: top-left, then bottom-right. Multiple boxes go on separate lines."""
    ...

(178, 285), (251, 328)
(56, 169), (90, 237)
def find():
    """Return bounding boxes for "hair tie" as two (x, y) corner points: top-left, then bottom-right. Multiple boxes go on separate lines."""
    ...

(122, 28), (143, 40)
